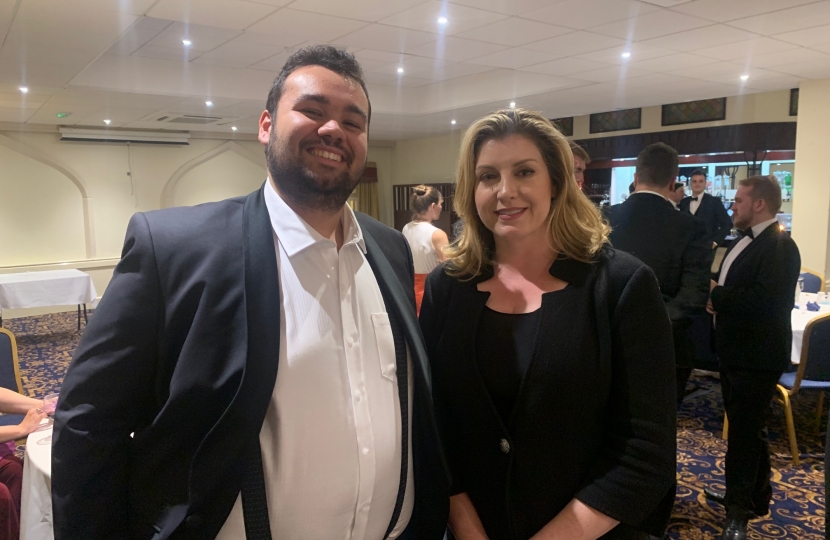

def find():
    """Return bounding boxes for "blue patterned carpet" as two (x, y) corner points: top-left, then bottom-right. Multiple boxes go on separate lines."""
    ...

(5, 311), (826, 539)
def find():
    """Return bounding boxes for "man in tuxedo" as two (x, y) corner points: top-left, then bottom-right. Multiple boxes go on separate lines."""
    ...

(606, 143), (712, 407)
(705, 175), (800, 540)
(670, 182), (686, 209)
(679, 170), (732, 247)
(52, 45), (449, 540)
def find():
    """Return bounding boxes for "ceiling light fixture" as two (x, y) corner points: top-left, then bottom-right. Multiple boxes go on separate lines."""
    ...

(103, 119), (111, 125)
(451, 120), (457, 125)
(397, 67), (404, 74)
(621, 51), (631, 58)
(232, 126), (238, 131)
(437, 16), (448, 24)
(182, 39), (192, 46)
(509, 101), (516, 108)
(740, 74), (749, 81)
(19, 87), (28, 93)
(205, 101), (213, 106)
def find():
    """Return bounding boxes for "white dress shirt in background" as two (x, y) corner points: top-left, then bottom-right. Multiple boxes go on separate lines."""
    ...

(689, 195), (702, 215)
(217, 181), (413, 540)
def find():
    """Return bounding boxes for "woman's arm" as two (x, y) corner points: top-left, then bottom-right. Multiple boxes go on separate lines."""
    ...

(531, 499), (619, 540)
(432, 229), (449, 261)
(449, 493), (489, 540)
(0, 387), (41, 414)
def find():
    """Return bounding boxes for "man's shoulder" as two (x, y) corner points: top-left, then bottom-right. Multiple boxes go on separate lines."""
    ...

(355, 212), (407, 249)
(139, 196), (247, 244)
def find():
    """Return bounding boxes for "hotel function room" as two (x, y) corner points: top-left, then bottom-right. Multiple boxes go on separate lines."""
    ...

(1, 0), (830, 539)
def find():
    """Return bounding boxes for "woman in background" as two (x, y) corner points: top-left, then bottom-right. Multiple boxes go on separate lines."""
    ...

(402, 185), (449, 314)
(420, 108), (676, 539)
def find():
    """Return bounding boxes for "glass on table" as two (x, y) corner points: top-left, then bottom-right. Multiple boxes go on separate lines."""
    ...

(42, 393), (59, 416)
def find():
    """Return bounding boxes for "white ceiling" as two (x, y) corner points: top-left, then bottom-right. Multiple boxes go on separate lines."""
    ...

(1, 0), (828, 140)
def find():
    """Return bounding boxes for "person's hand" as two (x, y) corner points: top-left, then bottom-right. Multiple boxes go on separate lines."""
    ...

(706, 298), (716, 315)
(710, 279), (718, 292)
(17, 407), (48, 437)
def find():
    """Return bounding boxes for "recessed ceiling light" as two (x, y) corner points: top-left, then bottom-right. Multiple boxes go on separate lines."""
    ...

(397, 67), (404, 74)
(451, 120), (456, 125)
(19, 87), (28, 93)
(509, 101), (516, 108)
(232, 126), (238, 131)
(103, 119), (111, 125)
(621, 52), (631, 58)
(437, 16), (448, 24)
(205, 101), (213, 106)
(740, 74), (749, 81)
(182, 39), (192, 46)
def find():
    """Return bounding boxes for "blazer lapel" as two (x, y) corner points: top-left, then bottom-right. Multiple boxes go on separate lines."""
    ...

(723, 225), (775, 285)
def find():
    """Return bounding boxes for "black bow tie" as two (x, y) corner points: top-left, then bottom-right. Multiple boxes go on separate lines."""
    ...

(739, 228), (755, 239)
(691, 197), (699, 201)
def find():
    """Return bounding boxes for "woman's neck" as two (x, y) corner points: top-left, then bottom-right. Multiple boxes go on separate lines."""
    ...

(412, 214), (432, 223)
(493, 235), (557, 278)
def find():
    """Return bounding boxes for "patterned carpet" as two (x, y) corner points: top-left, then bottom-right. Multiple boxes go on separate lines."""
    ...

(4, 311), (826, 539)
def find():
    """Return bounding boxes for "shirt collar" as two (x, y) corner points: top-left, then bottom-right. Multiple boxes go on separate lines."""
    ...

(631, 190), (668, 202)
(263, 178), (366, 257)
(751, 217), (780, 239)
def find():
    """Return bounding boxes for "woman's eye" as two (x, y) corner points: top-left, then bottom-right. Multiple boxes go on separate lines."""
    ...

(518, 168), (534, 177)
(479, 173), (497, 181)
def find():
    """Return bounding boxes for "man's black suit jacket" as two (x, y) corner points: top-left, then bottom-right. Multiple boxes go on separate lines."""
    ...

(606, 192), (712, 325)
(679, 193), (732, 247)
(711, 224), (801, 372)
(52, 186), (450, 540)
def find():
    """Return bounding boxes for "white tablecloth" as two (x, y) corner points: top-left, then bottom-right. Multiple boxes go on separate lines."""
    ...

(0, 270), (96, 311)
(21, 423), (53, 540)
(791, 292), (830, 364)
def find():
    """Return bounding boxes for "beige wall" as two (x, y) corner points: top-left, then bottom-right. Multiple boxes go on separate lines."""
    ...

(792, 79), (830, 280)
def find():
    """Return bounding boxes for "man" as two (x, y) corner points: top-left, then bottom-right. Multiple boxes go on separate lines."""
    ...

(52, 46), (449, 540)
(705, 176), (800, 540)
(570, 142), (590, 190)
(670, 182), (686, 208)
(606, 143), (712, 408)
(679, 169), (732, 247)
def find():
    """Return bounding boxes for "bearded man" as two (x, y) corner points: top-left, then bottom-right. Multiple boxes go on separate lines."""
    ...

(52, 45), (449, 540)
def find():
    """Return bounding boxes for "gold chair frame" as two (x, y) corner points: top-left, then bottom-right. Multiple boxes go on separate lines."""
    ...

(0, 328), (24, 395)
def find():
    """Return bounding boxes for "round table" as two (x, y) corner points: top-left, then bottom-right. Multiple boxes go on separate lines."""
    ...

(21, 421), (53, 540)
(791, 292), (830, 364)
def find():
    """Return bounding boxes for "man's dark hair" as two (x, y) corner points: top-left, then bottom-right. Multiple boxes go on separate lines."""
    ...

(674, 182), (685, 191)
(265, 45), (370, 119)
(570, 142), (591, 164)
(689, 168), (706, 179)
(635, 142), (679, 188)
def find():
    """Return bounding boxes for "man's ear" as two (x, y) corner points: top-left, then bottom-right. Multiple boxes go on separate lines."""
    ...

(258, 110), (272, 146)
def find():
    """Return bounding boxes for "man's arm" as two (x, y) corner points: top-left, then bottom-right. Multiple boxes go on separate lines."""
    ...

(666, 218), (712, 322)
(52, 213), (161, 540)
(712, 197), (732, 246)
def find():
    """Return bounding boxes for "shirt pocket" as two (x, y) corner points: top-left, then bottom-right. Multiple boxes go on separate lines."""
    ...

(371, 312), (397, 381)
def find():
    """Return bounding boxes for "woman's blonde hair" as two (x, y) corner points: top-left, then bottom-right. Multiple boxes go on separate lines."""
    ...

(446, 108), (610, 278)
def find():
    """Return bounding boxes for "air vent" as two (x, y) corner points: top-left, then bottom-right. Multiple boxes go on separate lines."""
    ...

(147, 112), (241, 126)
(167, 115), (222, 124)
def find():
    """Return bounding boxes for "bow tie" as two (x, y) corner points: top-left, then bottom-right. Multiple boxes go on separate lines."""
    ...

(691, 197), (699, 201)
(739, 228), (755, 239)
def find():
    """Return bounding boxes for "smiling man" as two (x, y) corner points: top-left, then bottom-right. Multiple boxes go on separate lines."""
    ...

(52, 45), (449, 540)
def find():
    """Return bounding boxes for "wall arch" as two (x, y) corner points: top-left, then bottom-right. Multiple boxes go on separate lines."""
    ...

(0, 134), (96, 258)
(161, 141), (265, 208)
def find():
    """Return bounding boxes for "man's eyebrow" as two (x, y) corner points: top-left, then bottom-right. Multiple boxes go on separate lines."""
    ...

(296, 93), (368, 123)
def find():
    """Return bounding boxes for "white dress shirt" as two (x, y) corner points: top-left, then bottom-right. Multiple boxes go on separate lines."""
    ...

(217, 181), (413, 540)
(689, 194), (703, 215)
(717, 217), (779, 286)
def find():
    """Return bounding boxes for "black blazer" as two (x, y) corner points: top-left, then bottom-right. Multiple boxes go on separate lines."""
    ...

(679, 193), (732, 247)
(420, 249), (676, 540)
(52, 186), (450, 540)
(606, 193), (712, 324)
(711, 223), (801, 372)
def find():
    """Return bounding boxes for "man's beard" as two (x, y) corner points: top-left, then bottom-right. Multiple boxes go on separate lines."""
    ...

(266, 131), (364, 213)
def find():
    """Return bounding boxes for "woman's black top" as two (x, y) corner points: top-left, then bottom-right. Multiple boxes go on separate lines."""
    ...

(476, 307), (540, 429)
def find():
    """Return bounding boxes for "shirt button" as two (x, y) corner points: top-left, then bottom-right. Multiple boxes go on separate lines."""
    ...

(362, 447), (370, 455)
(348, 337), (356, 347)
(500, 438), (510, 454)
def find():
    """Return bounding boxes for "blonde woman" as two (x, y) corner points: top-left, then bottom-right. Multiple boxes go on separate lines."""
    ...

(419, 109), (676, 540)
(402, 185), (448, 314)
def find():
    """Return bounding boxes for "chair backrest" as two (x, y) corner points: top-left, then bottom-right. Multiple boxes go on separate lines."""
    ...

(0, 329), (23, 394)
(793, 314), (830, 388)
(800, 269), (825, 293)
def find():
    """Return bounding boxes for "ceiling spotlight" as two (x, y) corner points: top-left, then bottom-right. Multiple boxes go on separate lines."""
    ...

(451, 119), (457, 125)
(509, 101), (516, 108)
(231, 126), (238, 131)
(103, 119), (111, 125)
(621, 51), (631, 58)
(740, 74), (749, 81)
(182, 39), (192, 46)
(19, 86), (28, 93)
(205, 101), (213, 106)
(397, 67), (404, 74)
(437, 16), (448, 24)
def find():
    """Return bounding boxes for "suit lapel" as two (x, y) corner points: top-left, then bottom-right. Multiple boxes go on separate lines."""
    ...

(723, 225), (775, 284)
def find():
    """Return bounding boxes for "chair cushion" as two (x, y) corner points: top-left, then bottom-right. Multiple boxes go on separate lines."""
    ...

(779, 371), (830, 389)
(0, 414), (24, 427)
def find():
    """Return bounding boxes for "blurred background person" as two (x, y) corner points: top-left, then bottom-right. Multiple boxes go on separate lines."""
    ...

(402, 184), (448, 314)
(570, 142), (590, 191)
(680, 170), (732, 247)
(670, 182), (687, 209)
(420, 109), (676, 540)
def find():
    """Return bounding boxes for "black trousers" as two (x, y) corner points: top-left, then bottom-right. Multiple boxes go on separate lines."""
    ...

(674, 322), (695, 407)
(720, 366), (783, 515)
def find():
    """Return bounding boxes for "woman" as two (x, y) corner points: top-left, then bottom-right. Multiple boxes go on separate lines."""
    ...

(402, 185), (449, 314)
(419, 109), (676, 540)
